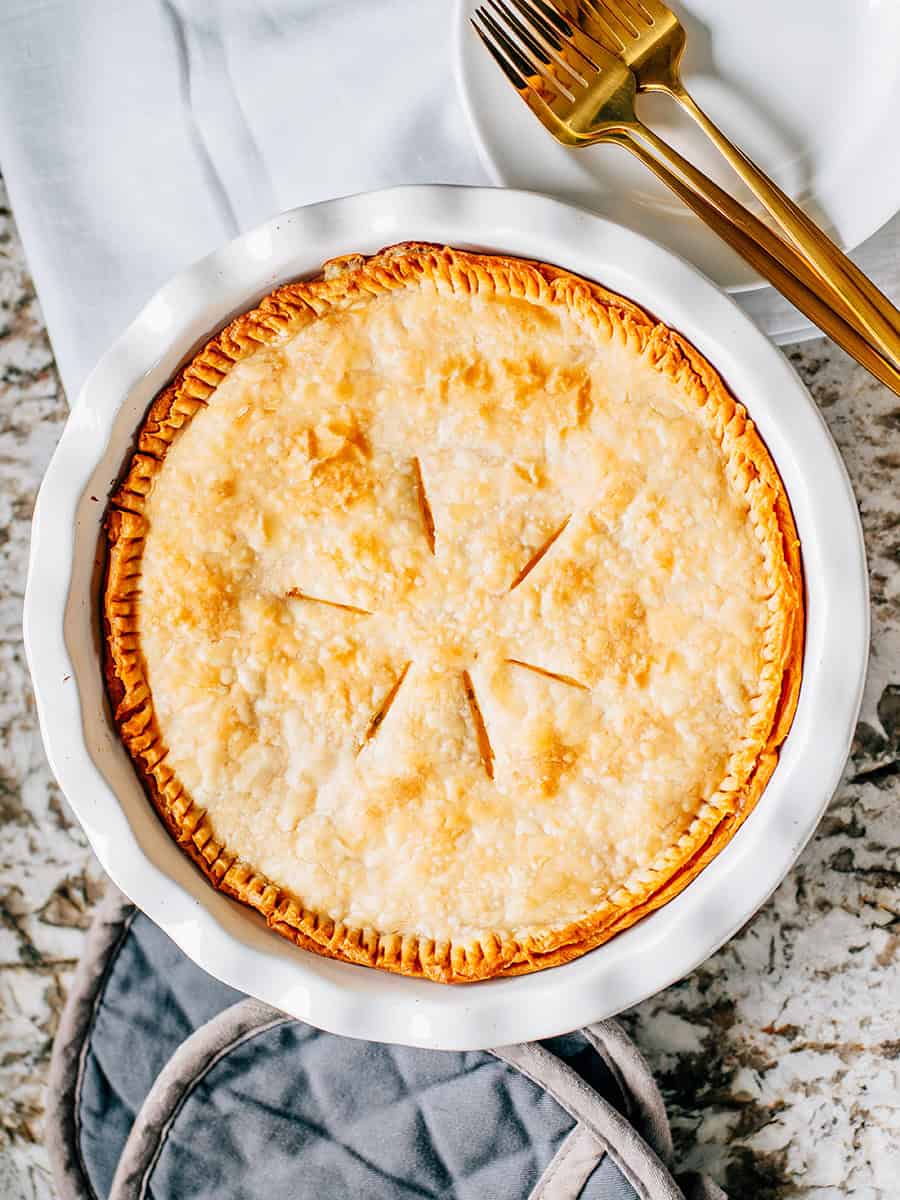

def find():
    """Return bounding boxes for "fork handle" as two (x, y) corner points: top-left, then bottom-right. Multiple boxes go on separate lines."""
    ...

(609, 129), (900, 398)
(666, 83), (900, 364)
(626, 120), (900, 386)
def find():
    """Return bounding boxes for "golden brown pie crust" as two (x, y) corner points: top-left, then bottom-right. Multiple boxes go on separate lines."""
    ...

(103, 244), (803, 983)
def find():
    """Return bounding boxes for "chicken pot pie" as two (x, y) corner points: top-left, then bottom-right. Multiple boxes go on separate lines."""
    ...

(103, 244), (803, 982)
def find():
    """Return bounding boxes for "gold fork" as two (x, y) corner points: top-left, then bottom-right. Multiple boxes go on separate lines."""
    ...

(579, 0), (900, 363)
(471, 0), (900, 396)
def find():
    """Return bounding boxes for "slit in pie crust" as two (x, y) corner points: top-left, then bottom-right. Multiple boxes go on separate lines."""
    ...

(103, 244), (803, 982)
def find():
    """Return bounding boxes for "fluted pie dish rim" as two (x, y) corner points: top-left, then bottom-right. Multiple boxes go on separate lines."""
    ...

(25, 187), (866, 1045)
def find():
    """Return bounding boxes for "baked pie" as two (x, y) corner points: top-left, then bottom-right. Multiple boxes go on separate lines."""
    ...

(103, 244), (803, 982)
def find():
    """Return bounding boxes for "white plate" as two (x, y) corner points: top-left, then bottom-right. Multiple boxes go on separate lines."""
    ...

(25, 186), (867, 1050)
(455, 0), (900, 292)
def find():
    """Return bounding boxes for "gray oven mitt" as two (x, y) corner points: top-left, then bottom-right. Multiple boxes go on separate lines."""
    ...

(46, 888), (725, 1200)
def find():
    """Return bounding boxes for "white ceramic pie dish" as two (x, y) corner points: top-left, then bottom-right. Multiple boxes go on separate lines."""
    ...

(25, 185), (867, 1050)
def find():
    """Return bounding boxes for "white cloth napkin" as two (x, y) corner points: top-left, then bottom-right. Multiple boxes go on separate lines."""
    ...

(0, 0), (897, 402)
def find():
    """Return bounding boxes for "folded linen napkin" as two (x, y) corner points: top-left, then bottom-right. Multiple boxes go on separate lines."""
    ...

(0, 0), (897, 406)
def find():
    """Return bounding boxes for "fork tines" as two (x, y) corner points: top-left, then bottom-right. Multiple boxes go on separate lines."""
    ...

(471, 0), (604, 102)
(594, 0), (663, 26)
(578, 0), (660, 52)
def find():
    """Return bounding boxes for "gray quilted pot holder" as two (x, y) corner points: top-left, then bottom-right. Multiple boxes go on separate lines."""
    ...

(46, 888), (725, 1200)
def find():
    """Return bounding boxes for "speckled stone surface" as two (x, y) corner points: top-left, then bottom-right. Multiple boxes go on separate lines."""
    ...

(0, 171), (897, 1199)
(0, 176), (106, 1200)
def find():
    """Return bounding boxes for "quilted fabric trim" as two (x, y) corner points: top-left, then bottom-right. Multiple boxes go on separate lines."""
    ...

(102, 244), (803, 982)
(45, 886), (136, 1200)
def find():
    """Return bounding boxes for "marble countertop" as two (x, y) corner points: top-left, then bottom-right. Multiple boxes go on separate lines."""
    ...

(1, 171), (897, 1199)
